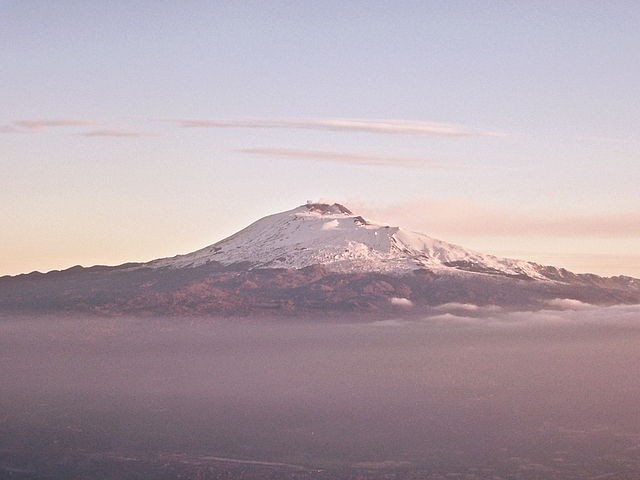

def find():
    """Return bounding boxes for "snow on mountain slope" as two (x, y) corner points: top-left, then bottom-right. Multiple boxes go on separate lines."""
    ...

(148, 203), (549, 280)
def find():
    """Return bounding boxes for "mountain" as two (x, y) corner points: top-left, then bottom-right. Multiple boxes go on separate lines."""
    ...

(1, 202), (639, 317)
(147, 203), (545, 278)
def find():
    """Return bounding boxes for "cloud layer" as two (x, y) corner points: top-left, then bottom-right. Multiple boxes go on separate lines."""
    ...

(237, 148), (456, 169)
(358, 199), (640, 237)
(155, 117), (504, 137)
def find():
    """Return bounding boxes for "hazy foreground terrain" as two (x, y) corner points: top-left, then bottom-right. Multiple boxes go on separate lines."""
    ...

(2, 306), (640, 479)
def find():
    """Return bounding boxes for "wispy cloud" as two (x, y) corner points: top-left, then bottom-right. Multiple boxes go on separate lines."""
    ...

(13, 119), (103, 130)
(79, 129), (164, 138)
(153, 117), (505, 137)
(7, 119), (163, 138)
(237, 148), (457, 169)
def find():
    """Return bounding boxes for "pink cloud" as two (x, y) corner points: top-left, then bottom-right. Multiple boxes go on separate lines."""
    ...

(237, 148), (457, 169)
(153, 117), (505, 137)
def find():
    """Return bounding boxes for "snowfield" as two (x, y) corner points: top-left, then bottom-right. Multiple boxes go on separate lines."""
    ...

(148, 203), (550, 280)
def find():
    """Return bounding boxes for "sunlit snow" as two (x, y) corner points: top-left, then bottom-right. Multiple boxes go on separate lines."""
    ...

(148, 203), (549, 279)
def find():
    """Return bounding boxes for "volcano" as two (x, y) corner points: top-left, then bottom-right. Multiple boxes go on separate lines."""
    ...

(2, 202), (639, 316)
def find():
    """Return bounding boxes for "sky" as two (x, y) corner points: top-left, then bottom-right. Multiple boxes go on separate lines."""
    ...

(1, 0), (639, 277)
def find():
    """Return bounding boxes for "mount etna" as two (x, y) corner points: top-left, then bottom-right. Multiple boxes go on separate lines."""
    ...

(2, 202), (639, 317)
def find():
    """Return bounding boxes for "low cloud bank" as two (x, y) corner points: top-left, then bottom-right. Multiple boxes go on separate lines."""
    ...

(390, 297), (414, 307)
(545, 298), (593, 310)
(420, 301), (640, 329)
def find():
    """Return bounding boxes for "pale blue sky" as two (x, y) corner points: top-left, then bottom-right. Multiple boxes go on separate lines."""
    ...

(2, 0), (639, 276)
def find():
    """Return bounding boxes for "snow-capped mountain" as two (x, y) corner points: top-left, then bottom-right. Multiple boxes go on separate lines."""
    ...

(148, 203), (547, 279)
(1, 202), (639, 317)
